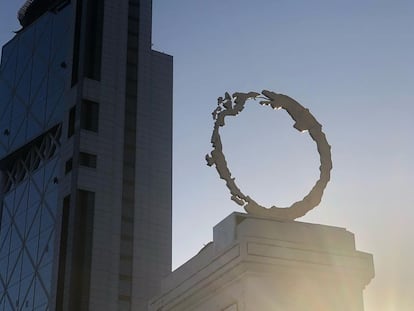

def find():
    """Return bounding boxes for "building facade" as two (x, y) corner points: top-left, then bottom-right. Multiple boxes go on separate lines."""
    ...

(0, 0), (172, 310)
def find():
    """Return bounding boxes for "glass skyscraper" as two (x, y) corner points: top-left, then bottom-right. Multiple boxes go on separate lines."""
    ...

(0, 0), (172, 310)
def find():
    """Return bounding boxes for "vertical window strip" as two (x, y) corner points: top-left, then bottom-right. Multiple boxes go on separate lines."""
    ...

(71, 0), (83, 85)
(68, 105), (76, 137)
(118, 0), (140, 308)
(68, 189), (95, 311)
(84, 0), (104, 80)
(55, 195), (70, 311)
(80, 99), (99, 132)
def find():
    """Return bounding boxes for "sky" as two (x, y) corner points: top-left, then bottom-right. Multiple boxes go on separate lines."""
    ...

(1, 1), (414, 310)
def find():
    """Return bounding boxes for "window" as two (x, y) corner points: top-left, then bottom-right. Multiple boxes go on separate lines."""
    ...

(65, 158), (73, 174)
(56, 195), (70, 311)
(84, 0), (104, 80)
(68, 106), (76, 137)
(69, 190), (95, 310)
(79, 152), (97, 168)
(81, 100), (99, 132)
(71, 0), (83, 85)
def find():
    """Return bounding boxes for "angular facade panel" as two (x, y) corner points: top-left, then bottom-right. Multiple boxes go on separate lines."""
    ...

(0, 4), (72, 158)
(0, 0), (172, 310)
(0, 125), (62, 311)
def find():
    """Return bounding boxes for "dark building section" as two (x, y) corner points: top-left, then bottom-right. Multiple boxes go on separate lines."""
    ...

(0, 1), (173, 310)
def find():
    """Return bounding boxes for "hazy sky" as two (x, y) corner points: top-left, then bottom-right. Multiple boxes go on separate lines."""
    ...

(1, 1), (414, 310)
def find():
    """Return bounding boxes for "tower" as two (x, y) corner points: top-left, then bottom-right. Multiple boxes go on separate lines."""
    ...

(0, 0), (172, 310)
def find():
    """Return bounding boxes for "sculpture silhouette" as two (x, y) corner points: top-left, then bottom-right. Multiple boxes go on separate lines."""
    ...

(206, 90), (332, 220)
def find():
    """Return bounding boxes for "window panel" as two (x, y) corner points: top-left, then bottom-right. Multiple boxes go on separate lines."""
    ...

(65, 158), (73, 174)
(0, 3), (72, 158)
(21, 254), (33, 280)
(55, 195), (70, 311)
(79, 152), (97, 168)
(81, 100), (99, 132)
(7, 284), (19, 307)
(71, 0), (83, 85)
(84, 0), (104, 80)
(18, 276), (33, 308)
(39, 262), (53, 287)
(68, 105), (76, 137)
(68, 189), (94, 310)
(0, 256), (7, 276)
(33, 278), (47, 308)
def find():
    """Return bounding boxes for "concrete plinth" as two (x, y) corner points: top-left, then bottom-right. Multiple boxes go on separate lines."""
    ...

(149, 213), (374, 311)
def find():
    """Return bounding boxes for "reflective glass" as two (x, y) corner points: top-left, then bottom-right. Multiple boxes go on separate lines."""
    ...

(27, 233), (40, 259)
(34, 16), (52, 64)
(0, 4), (72, 159)
(33, 278), (47, 309)
(10, 115), (26, 151)
(0, 2), (73, 309)
(0, 39), (17, 67)
(0, 45), (17, 87)
(28, 180), (41, 207)
(20, 255), (33, 280)
(17, 276), (32, 307)
(7, 285), (18, 307)
(0, 256), (7, 280)
(9, 227), (21, 254)
(15, 35), (33, 91)
(0, 155), (61, 310)
(30, 57), (48, 127)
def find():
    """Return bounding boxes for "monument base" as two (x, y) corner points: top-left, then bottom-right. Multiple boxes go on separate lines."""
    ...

(149, 213), (374, 311)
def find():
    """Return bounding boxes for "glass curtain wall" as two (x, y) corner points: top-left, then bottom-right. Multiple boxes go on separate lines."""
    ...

(0, 3), (72, 310)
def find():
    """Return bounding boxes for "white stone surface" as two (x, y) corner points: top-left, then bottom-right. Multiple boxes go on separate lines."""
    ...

(150, 212), (374, 311)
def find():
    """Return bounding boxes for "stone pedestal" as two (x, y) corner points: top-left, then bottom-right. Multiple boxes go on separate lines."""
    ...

(149, 213), (374, 311)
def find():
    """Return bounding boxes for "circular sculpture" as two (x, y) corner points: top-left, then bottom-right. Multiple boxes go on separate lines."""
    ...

(206, 90), (332, 220)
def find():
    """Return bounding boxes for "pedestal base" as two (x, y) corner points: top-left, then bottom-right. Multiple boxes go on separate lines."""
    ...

(150, 213), (374, 311)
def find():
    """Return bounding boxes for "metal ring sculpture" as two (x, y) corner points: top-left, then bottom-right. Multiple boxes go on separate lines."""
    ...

(206, 90), (332, 220)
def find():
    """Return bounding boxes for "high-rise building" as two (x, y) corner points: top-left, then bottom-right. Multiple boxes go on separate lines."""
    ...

(0, 0), (172, 310)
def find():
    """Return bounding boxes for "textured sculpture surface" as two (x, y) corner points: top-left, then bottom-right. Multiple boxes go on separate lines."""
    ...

(206, 90), (332, 220)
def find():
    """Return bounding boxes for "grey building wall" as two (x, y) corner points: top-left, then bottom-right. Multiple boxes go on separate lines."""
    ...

(132, 50), (173, 310)
(0, 0), (173, 310)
